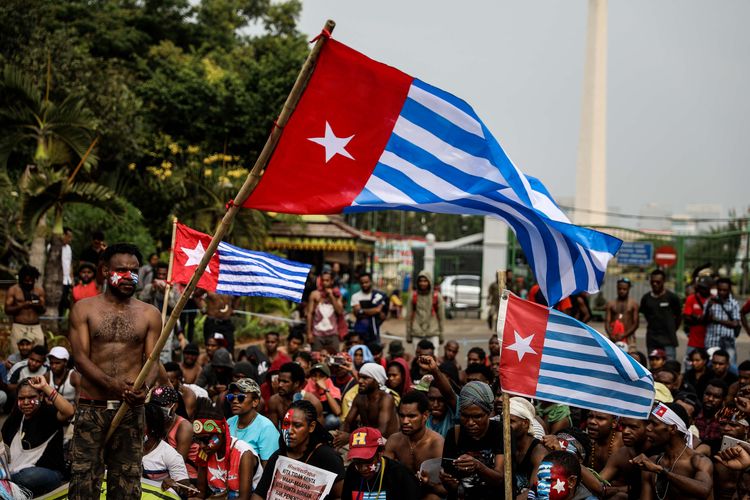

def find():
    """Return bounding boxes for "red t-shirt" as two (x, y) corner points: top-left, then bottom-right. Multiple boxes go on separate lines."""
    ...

(528, 284), (572, 312)
(72, 281), (100, 302)
(683, 293), (707, 348)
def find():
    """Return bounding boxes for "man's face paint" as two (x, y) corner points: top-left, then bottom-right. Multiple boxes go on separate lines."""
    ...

(109, 271), (138, 286)
(536, 461), (570, 500)
(281, 409), (293, 447)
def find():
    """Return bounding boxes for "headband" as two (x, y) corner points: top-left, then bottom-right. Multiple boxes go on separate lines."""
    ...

(193, 418), (224, 435)
(653, 403), (693, 448)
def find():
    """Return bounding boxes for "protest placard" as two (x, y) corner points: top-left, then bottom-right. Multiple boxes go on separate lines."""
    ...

(267, 455), (338, 500)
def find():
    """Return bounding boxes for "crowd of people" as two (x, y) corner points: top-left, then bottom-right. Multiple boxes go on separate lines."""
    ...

(3, 239), (750, 499)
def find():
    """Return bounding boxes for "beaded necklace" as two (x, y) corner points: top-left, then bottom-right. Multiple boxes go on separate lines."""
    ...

(589, 431), (616, 470)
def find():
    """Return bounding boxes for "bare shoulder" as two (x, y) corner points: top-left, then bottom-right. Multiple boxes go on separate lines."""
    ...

(385, 432), (406, 448)
(691, 451), (713, 470)
(426, 428), (444, 444)
(133, 298), (160, 317)
(73, 294), (106, 313)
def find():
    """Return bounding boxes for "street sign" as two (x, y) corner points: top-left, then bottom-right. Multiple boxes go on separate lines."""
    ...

(654, 245), (678, 267)
(616, 242), (654, 266)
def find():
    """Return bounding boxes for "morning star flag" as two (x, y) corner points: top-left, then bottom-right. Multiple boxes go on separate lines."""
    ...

(171, 223), (311, 302)
(244, 38), (622, 305)
(498, 293), (654, 418)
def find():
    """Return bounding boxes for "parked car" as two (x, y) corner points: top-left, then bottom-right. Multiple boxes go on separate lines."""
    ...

(440, 275), (481, 315)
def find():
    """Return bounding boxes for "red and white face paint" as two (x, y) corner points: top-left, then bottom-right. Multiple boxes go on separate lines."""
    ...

(109, 271), (138, 286)
(281, 409), (293, 447)
(536, 461), (571, 500)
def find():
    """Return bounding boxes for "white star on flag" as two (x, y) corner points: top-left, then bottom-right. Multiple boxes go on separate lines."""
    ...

(110, 273), (121, 285)
(552, 478), (567, 494)
(181, 241), (211, 273)
(308, 121), (355, 163)
(507, 331), (537, 362)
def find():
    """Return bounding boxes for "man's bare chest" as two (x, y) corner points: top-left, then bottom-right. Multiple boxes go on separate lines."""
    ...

(89, 310), (146, 344)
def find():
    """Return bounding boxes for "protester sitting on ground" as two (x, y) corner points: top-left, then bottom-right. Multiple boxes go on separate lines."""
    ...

(1, 376), (74, 496)
(343, 426), (420, 500)
(465, 362), (494, 384)
(141, 402), (192, 496)
(303, 363), (342, 430)
(198, 334), (224, 367)
(348, 343), (374, 371)
(164, 361), (208, 420)
(196, 347), (234, 398)
(586, 410), (624, 471)
(265, 362), (323, 428)
(632, 402), (713, 499)
(180, 343), (202, 385)
(4, 337), (34, 369)
(410, 339), (436, 382)
(508, 397), (548, 494)
(7, 345), (49, 394)
(685, 347), (712, 399)
(252, 400), (345, 500)
(415, 354), (458, 438)
(149, 385), (199, 481)
(387, 339), (408, 364)
(386, 357), (412, 398)
(712, 404), (749, 499)
(45, 346), (79, 406)
(339, 362), (399, 443)
(226, 378), (279, 467)
(530, 450), (589, 500)
(192, 399), (262, 499)
(440, 381), (507, 499)
(696, 378), (729, 454)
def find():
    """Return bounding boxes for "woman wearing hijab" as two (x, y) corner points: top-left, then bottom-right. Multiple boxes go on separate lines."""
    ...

(386, 358), (412, 397)
(348, 344), (374, 371)
(440, 381), (509, 499)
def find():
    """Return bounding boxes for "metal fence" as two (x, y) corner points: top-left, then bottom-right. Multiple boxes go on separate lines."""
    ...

(509, 225), (750, 298)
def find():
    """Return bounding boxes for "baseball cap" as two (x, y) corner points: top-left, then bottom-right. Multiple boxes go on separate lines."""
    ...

(48, 346), (70, 361)
(347, 427), (386, 461)
(648, 349), (667, 359)
(17, 336), (33, 345)
(228, 378), (261, 396)
(654, 382), (674, 403)
(310, 363), (331, 378)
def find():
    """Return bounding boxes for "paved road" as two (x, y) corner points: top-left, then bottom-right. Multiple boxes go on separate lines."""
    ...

(379, 316), (750, 365)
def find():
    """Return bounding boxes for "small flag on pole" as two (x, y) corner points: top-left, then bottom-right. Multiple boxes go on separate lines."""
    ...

(498, 292), (654, 418)
(243, 38), (622, 306)
(171, 223), (311, 302)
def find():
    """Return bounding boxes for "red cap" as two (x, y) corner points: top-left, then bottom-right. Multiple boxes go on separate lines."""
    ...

(648, 349), (667, 359)
(347, 427), (386, 460)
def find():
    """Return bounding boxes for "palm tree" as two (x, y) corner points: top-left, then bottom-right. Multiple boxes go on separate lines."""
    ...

(0, 65), (126, 315)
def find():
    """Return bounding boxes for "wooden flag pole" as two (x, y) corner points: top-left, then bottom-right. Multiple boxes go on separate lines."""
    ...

(105, 19), (336, 441)
(497, 270), (513, 500)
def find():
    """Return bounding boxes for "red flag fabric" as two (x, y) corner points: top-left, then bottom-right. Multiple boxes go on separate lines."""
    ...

(498, 294), (549, 395)
(244, 40), (412, 214)
(172, 223), (220, 291)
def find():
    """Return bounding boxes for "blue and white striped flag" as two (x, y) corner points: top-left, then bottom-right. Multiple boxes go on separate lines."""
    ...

(173, 222), (311, 302)
(499, 292), (654, 418)
(245, 39), (623, 305)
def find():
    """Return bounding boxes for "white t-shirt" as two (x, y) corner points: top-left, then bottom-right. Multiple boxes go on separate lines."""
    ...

(142, 439), (189, 494)
(61, 244), (72, 285)
(185, 383), (209, 399)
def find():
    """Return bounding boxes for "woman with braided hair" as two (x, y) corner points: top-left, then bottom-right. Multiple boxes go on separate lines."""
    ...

(252, 399), (345, 499)
(192, 399), (262, 499)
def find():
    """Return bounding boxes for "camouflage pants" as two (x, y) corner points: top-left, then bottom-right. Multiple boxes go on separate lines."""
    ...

(69, 402), (144, 500)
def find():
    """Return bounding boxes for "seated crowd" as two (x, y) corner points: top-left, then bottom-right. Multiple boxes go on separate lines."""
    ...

(3, 328), (750, 500)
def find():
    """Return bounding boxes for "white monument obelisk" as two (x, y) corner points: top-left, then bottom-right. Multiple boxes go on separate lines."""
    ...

(574, 0), (607, 226)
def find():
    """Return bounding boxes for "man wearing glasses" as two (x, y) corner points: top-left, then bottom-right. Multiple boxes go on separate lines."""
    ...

(226, 378), (279, 467)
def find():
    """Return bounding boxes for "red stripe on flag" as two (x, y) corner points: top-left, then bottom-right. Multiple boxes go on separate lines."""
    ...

(244, 40), (413, 214)
(172, 223), (220, 291)
(499, 294), (549, 396)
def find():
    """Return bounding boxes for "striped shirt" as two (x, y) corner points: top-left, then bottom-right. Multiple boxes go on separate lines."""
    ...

(705, 296), (741, 347)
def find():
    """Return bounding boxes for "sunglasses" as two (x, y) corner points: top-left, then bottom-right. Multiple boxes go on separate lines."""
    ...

(226, 393), (248, 403)
(194, 434), (221, 446)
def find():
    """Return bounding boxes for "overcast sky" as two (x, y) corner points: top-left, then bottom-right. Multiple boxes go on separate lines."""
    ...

(297, 1), (750, 222)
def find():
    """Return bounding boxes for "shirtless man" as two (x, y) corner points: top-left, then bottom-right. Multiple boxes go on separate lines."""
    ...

(179, 343), (202, 384)
(712, 405), (749, 500)
(4, 265), (46, 351)
(632, 402), (713, 499)
(342, 363), (399, 439)
(586, 410), (624, 471)
(266, 362), (322, 428)
(384, 390), (444, 498)
(594, 417), (650, 498)
(196, 289), (236, 357)
(306, 271), (344, 354)
(68, 243), (161, 499)
(632, 403), (714, 500)
(605, 278), (639, 346)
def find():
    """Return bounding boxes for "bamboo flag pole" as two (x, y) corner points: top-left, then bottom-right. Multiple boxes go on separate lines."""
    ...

(160, 218), (178, 327)
(105, 19), (337, 441)
(497, 269), (513, 500)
